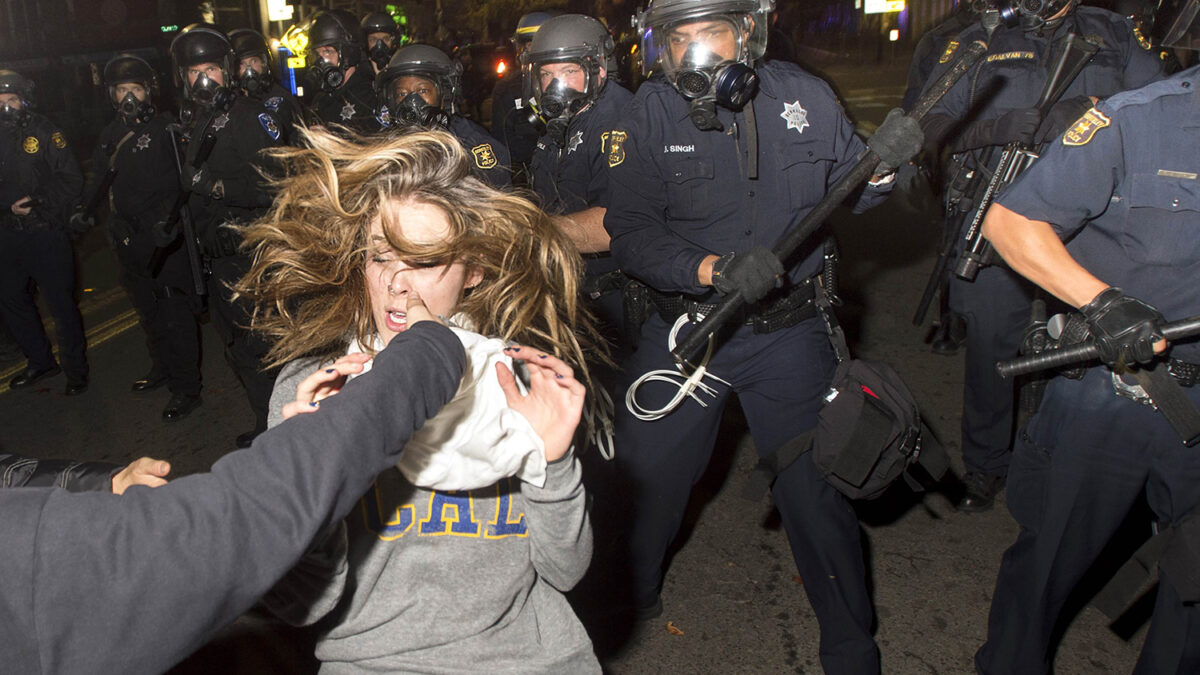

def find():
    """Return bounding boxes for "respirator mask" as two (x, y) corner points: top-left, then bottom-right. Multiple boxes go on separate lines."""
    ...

(392, 91), (449, 130)
(189, 71), (232, 111)
(308, 55), (346, 93)
(369, 41), (394, 72)
(240, 65), (271, 98)
(538, 77), (591, 146)
(0, 103), (29, 127)
(118, 91), (156, 125)
(673, 42), (757, 131)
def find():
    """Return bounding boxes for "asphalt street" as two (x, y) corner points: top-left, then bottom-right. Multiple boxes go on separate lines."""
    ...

(0, 61), (1151, 674)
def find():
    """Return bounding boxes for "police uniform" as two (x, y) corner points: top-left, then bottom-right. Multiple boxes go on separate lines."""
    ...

(257, 82), (305, 146)
(88, 112), (201, 397)
(312, 66), (383, 134)
(490, 71), (542, 176)
(186, 95), (282, 436)
(447, 115), (511, 188)
(924, 6), (1165, 491)
(530, 80), (633, 336)
(976, 66), (1200, 674)
(605, 61), (892, 673)
(0, 113), (87, 387)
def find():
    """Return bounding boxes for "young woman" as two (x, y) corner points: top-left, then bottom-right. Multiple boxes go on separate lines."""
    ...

(235, 128), (603, 673)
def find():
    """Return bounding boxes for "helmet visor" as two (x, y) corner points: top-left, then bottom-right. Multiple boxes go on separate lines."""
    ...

(1164, 0), (1200, 50)
(640, 13), (766, 78)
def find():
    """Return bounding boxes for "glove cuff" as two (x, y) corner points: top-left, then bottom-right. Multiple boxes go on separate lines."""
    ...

(711, 252), (736, 290)
(1081, 287), (1123, 318)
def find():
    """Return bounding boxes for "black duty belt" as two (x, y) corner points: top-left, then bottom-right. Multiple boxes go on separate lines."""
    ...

(647, 278), (818, 334)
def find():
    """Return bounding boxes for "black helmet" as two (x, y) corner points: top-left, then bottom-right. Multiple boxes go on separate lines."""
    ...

(170, 24), (236, 109)
(307, 9), (365, 92)
(375, 44), (461, 128)
(513, 10), (562, 45)
(229, 28), (275, 97)
(103, 54), (159, 123)
(362, 11), (401, 71)
(0, 70), (33, 127)
(1161, 0), (1200, 49)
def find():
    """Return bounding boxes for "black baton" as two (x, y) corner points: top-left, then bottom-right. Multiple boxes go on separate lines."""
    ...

(996, 315), (1200, 378)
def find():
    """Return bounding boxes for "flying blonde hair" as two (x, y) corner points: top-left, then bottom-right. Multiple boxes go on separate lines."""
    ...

(235, 127), (607, 410)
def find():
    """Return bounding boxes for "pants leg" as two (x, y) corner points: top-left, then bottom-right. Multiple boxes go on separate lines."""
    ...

(208, 255), (276, 431)
(26, 230), (87, 381)
(614, 314), (731, 608)
(736, 320), (879, 674)
(0, 229), (55, 371)
(950, 265), (1036, 476)
(976, 370), (1168, 674)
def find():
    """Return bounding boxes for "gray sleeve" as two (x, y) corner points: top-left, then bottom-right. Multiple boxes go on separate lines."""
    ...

(259, 521), (350, 626)
(268, 357), (327, 429)
(14, 323), (465, 674)
(520, 452), (593, 592)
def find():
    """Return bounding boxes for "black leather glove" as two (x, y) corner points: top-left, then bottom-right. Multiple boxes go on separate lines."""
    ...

(869, 108), (924, 174)
(1035, 96), (1092, 144)
(152, 216), (180, 248)
(710, 247), (784, 304)
(182, 165), (224, 199)
(1081, 287), (1165, 367)
(67, 208), (94, 234)
(991, 107), (1041, 146)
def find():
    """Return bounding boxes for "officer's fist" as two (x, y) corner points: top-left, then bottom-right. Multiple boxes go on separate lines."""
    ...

(992, 108), (1041, 146)
(1081, 287), (1166, 367)
(869, 108), (923, 174)
(182, 165), (222, 199)
(710, 247), (784, 304)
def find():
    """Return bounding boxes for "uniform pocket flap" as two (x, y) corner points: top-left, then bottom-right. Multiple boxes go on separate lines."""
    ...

(666, 156), (715, 184)
(1127, 172), (1200, 213)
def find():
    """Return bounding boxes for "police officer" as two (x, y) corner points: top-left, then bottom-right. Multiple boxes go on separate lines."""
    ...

(306, 9), (384, 134)
(492, 10), (559, 183)
(85, 54), (203, 419)
(974, 59), (1200, 674)
(361, 10), (401, 76)
(229, 28), (304, 145)
(167, 24), (283, 447)
(523, 14), (633, 342)
(376, 44), (511, 188)
(604, 1), (912, 670)
(0, 69), (87, 395)
(920, 0), (1166, 512)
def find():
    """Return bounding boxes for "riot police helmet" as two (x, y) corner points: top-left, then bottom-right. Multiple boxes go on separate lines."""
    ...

(513, 10), (562, 47)
(229, 28), (275, 96)
(0, 70), (33, 126)
(169, 24), (237, 108)
(636, 0), (773, 101)
(521, 15), (614, 126)
(362, 11), (399, 39)
(306, 9), (365, 92)
(103, 54), (160, 123)
(362, 11), (401, 71)
(376, 43), (462, 123)
(1161, 0), (1200, 50)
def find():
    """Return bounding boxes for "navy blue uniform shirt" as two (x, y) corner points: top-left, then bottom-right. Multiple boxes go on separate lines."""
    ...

(531, 81), (634, 215)
(0, 114), (83, 227)
(998, 65), (1200, 360)
(312, 66), (384, 135)
(448, 115), (512, 188)
(926, 7), (1164, 140)
(89, 114), (179, 225)
(604, 61), (890, 299)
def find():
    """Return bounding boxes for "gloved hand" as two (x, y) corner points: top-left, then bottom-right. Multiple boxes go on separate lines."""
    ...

(181, 165), (223, 199)
(1081, 287), (1166, 367)
(868, 108), (924, 174)
(710, 247), (784, 304)
(991, 107), (1041, 146)
(152, 216), (180, 248)
(1035, 96), (1093, 144)
(68, 208), (94, 234)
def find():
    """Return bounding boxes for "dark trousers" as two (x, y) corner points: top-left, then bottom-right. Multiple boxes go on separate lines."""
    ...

(208, 254), (277, 432)
(615, 313), (879, 674)
(0, 227), (87, 381)
(120, 264), (201, 396)
(949, 264), (1037, 477)
(977, 368), (1200, 674)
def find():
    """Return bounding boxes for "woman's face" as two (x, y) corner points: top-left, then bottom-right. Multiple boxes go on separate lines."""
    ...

(365, 199), (480, 344)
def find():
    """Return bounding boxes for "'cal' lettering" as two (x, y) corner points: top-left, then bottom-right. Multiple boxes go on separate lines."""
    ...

(486, 481), (528, 538)
(362, 484), (416, 541)
(420, 491), (481, 536)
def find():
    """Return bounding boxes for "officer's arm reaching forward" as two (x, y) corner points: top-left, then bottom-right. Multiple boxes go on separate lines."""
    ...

(982, 204), (1108, 308)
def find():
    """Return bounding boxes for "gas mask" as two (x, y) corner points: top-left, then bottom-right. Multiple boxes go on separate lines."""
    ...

(308, 57), (346, 93)
(1010, 0), (1076, 32)
(189, 72), (232, 111)
(538, 78), (590, 147)
(673, 43), (758, 132)
(369, 41), (394, 72)
(391, 91), (449, 130)
(0, 103), (29, 128)
(118, 91), (156, 125)
(240, 66), (271, 98)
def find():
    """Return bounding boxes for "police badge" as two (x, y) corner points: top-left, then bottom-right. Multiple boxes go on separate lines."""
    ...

(258, 113), (281, 141)
(341, 102), (356, 121)
(604, 130), (626, 168)
(22, 136), (38, 154)
(471, 143), (498, 170)
(1062, 108), (1111, 146)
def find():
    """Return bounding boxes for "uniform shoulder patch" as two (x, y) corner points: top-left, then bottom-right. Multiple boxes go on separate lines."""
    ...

(23, 136), (38, 154)
(258, 112), (281, 141)
(1133, 24), (1152, 50)
(264, 96), (283, 111)
(1062, 107), (1111, 146)
(939, 40), (959, 64)
(471, 143), (498, 170)
(51, 131), (67, 149)
(605, 130), (627, 168)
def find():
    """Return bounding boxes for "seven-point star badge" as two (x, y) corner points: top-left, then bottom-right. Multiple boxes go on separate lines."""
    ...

(567, 130), (584, 154)
(780, 100), (810, 135)
(134, 133), (151, 152)
(341, 102), (356, 121)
